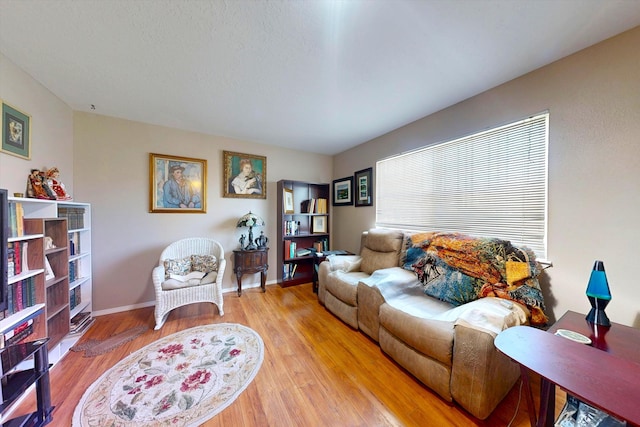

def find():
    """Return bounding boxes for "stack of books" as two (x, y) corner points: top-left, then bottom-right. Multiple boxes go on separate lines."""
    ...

(69, 312), (94, 334)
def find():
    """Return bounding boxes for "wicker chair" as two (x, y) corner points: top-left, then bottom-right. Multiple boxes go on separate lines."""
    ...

(152, 238), (226, 329)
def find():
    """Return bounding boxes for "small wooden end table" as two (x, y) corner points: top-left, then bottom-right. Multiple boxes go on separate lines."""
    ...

(233, 248), (269, 296)
(495, 311), (640, 427)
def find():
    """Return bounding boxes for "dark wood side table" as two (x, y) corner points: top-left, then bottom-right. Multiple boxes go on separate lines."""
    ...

(233, 248), (269, 296)
(312, 250), (354, 293)
(495, 312), (640, 427)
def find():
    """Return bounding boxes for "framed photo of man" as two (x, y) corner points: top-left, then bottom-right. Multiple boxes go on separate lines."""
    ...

(1, 101), (31, 160)
(149, 153), (207, 213)
(223, 151), (267, 199)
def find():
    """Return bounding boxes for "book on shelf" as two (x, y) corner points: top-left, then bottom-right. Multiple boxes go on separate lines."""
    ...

(7, 242), (15, 278)
(316, 198), (327, 214)
(7, 276), (37, 315)
(284, 220), (300, 236)
(4, 319), (34, 346)
(296, 248), (311, 257)
(283, 263), (298, 280)
(284, 240), (292, 260)
(70, 316), (94, 335)
(70, 311), (92, 332)
(8, 202), (25, 237)
(7, 240), (29, 276)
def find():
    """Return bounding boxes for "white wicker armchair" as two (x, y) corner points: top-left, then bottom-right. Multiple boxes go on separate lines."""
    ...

(152, 238), (226, 330)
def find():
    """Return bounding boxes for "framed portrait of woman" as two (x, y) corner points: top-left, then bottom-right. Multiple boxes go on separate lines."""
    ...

(223, 151), (267, 199)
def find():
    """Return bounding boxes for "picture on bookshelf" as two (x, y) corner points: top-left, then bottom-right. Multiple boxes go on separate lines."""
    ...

(312, 216), (327, 233)
(44, 257), (55, 281)
(354, 167), (373, 207)
(223, 151), (267, 199)
(332, 176), (353, 206)
(283, 187), (294, 214)
(149, 153), (207, 213)
(1, 100), (31, 160)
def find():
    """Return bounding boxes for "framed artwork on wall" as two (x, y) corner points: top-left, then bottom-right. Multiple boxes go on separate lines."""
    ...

(223, 151), (267, 199)
(354, 167), (373, 207)
(1, 101), (31, 160)
(283, 187), (294, 214)
(332, 176), (353, 206)
(149, 153), (207, 213)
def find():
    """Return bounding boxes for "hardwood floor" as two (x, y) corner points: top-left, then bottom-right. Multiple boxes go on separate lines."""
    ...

(11, 283), (563, 426)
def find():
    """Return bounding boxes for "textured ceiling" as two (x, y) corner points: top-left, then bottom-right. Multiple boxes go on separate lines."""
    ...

(1, 1), (640, 155)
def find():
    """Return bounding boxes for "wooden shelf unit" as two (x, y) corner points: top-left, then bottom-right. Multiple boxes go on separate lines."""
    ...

(4, 223), (47, 344)
(26, 218), (70, 351)
(276, 180), (330, 287)
(3, 198), (92, 364)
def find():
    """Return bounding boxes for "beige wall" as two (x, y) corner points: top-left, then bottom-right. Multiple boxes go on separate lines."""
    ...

(73, 113), (332, 312)
(0, 53), (74, 193)
(1, 51), (332, 313)
(332, 27), (640, 327)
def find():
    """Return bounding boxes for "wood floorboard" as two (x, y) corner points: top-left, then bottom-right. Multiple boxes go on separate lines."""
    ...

(9, 282), (564, 426)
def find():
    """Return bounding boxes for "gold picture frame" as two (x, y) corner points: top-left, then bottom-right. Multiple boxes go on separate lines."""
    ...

(283, 188), (294, 214)
(223, 151), (267, 199)
(149, 153), (207, 213)
(312, 216), (327, 233)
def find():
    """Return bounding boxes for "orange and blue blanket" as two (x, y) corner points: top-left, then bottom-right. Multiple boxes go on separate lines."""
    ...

(402, 232), (548, 326)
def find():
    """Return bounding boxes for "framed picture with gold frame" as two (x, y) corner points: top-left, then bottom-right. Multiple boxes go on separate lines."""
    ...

(223, 151), (267, 199)
(283, 187), (294, 214)
(149, 153), (207, 213)
(1, 100), (31, 160)
(312, 215), (327, 233)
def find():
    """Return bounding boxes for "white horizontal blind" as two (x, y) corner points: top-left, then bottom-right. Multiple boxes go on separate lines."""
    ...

(376, 113), (548, 258)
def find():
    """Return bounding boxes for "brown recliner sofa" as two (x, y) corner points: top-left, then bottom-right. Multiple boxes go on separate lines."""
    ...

(318, 228), (535, 420)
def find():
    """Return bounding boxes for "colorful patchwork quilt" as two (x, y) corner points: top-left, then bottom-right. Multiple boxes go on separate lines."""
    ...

(402, 232), (548, 325)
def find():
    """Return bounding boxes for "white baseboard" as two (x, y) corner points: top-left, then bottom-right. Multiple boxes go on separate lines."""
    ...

(92, 280), (278, 317)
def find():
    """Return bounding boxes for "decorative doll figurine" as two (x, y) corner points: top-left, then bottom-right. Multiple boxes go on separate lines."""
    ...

(27, 169), (56, 200)
(239, 234), (246, 250)
(46, 167), (72, 200)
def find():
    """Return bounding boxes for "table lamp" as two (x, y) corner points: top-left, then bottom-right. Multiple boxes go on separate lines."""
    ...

(585, 260), (611, 327)
(236, 211), (265, 250)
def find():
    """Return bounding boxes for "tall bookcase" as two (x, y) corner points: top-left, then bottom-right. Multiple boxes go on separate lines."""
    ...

(276, 180), (330, 287)
(2, 197), (92, 363)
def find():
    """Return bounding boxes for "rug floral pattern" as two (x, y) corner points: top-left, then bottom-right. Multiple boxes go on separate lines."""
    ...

(73, 323), (264, 426)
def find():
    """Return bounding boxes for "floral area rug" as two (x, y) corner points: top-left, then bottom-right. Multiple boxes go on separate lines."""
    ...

(72, 323), (264, 426)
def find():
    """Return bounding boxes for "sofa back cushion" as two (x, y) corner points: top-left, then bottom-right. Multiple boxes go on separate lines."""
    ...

(360, 229), (404, 274)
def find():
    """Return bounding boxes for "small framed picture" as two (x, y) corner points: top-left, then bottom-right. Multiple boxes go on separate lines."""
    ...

(354, 167), (373, 207)
(283, 187), (294, 214)
(223, 151), (267, 199)
(45, 257), (55, 281)
(312, 216), (327, 233)
(149, 153), (207, 213)
(332, 176), (353, 206)
(1, 101), (31, 160)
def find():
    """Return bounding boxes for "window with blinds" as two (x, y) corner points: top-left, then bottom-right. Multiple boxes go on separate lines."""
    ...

(376, 112), (548, 259)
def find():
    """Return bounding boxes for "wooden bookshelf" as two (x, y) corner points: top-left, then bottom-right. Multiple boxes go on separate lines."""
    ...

(277, 180), (330, 287)
(3, 198), (92, 363)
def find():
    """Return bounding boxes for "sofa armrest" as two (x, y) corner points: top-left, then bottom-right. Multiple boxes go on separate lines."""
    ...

(323, 255), (363, 272)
